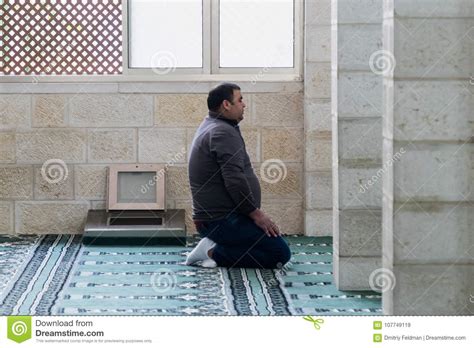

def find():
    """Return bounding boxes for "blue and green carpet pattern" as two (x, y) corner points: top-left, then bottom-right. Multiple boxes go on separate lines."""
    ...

(0, 235), (381, 315)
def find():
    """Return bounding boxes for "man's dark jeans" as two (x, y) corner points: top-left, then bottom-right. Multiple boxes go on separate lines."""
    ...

(194, 213), (291, 269)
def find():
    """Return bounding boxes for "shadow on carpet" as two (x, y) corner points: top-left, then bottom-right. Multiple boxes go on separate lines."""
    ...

(0, 235), (381, 315)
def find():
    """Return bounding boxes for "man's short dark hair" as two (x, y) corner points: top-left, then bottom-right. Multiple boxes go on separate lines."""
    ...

(207, 82), (241, 112)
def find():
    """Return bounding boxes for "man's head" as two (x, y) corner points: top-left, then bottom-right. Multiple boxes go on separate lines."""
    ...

(207, 82), (246, 123)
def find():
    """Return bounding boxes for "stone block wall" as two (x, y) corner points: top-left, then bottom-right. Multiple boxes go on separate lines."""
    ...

(0, 89), (305, 235)
(1, 2), (337, 238)
(382, 0), (474, 315)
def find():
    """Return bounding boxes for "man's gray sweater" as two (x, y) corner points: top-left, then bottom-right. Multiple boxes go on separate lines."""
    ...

(188, 111), (261, 221)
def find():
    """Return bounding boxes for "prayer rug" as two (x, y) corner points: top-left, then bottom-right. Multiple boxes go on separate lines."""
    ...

(0, 235), (381, 315)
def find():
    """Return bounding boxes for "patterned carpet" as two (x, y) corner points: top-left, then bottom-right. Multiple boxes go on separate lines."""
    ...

(0, 234), (382, 315)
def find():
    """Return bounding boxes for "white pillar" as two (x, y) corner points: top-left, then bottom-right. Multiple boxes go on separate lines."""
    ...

(383, 0), (474, 315)
(304, 0), (333, 237)
(332, 0), (384, 290)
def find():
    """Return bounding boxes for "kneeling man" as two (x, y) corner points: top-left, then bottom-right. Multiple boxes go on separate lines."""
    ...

(186, 83), (291, 269)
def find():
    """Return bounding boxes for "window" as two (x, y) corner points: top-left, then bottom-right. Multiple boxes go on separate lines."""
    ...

(0, 0), (302, 79)
(129, 0), (203, 70)
(0, 0), (123, 75)
(219, 0), (294, 68)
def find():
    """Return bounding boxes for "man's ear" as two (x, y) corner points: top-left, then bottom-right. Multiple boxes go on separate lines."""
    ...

(222, 100), (231, 110)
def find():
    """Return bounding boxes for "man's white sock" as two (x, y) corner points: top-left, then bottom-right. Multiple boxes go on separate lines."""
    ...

(201, 258), (217, 268)
(185, 237), (216, 266)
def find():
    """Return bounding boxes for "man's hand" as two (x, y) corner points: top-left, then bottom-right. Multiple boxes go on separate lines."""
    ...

(249, 209), (280, 237)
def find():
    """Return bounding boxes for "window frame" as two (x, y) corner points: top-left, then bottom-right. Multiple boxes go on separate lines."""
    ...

(0, 0), (303, 83)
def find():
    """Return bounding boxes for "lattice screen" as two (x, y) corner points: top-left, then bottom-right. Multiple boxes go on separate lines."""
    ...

(0, 0), (122, 75)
